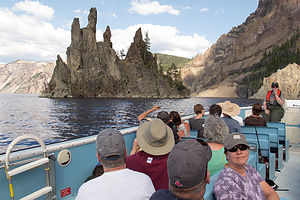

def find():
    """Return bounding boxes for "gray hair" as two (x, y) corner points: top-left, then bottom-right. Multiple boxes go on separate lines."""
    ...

(204, 115), (229, 143)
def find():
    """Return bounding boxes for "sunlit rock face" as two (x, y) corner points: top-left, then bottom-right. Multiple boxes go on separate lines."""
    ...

(252, 63), (300, 99)
(0, 60), (55, 94)
(42, 8), (189, 98)
(182, 0), (300, 98)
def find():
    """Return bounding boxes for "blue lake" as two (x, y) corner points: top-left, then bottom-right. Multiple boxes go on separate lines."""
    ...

(0, 94), (262, 153)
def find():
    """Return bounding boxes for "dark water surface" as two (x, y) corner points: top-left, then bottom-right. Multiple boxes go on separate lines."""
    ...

(0, 94), (262, 153)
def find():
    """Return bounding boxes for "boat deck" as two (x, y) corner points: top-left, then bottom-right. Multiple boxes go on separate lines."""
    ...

(276, 144), (300, 200)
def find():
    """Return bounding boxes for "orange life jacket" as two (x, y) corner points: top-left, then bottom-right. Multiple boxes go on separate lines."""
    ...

(266, 90), (281, 101)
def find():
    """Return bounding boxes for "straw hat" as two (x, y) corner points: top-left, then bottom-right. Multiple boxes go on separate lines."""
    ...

(137, 118), (175, 156)
(217, 101), (240, 117)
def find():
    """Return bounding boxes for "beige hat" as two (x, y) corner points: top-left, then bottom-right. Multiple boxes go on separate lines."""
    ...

(218, 101), (240, 117)
(137, 118), (175, 156)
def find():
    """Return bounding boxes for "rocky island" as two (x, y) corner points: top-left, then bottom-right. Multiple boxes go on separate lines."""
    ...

(41, 8), (189, 98)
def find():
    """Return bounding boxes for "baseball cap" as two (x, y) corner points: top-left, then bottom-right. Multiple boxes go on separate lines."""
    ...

(167, 139), (212, 188)
(157, 111), (170, 123)
(96, 128), (126, 160)
(224, 132), (249, 150)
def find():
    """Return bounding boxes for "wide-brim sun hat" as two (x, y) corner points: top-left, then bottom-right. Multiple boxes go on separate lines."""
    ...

(217, 101), (240, 117)
(137, 118), (175, 156)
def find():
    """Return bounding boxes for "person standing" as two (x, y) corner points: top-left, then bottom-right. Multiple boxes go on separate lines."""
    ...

(263, 82), (285, 122)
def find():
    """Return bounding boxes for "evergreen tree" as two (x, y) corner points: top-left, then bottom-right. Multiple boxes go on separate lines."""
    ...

(144, 31), (151, 50)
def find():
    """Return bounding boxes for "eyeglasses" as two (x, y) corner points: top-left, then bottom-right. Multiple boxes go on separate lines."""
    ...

(228, 144), (249, 152)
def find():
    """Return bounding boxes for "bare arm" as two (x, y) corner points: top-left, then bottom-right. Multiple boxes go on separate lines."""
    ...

(263, 101), (270, 115)
(274, 93), (285, 106)
(137, 106), (160, 121)
(260, 181), (279, 200)
(130, 138), (140, 155)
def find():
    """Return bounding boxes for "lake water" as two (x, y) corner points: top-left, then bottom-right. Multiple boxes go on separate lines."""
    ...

(0, 94), (262, 153)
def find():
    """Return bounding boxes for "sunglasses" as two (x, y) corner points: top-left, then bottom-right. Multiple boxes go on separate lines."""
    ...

(228, 144), (249, 152)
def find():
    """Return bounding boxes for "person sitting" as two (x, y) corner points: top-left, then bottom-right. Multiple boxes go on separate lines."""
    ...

(263, 81), (286, 122)
(217, 101), (241, 133)
(245, 103), (267, 127)
(204, 114), (229, 176)
(213, 133), (279, 200)
(76, 128), (155, 200)
(189, 104), (205, 138)
(126, 119), (175, 190)
(150, 139), (212, 200)
(138, 106), (179, 143)
(170, 111), (190, 137)
(209, 104), (222, 117)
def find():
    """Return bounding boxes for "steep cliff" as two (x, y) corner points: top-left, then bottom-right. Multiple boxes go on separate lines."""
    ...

(182, 0), (300, 98)
(0, 60), (55, 94)
(42, 8), (189, 98)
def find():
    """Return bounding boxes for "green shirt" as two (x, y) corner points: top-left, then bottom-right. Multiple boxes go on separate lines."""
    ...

(208, 147), (227, 176)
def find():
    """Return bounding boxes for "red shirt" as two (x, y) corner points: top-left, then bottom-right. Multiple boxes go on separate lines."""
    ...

(126, 151), (169, 191)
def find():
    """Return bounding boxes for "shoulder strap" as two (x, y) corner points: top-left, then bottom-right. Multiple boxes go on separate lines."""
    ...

(266, 91), (272, 101)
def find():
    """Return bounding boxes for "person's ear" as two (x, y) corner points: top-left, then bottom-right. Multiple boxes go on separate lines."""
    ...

(96, 153), (101, 162)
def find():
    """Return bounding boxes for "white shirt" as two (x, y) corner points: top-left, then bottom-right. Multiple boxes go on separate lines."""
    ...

(76, 168), (155, 200)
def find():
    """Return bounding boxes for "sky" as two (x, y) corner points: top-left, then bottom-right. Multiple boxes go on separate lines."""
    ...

(0, 0), (259, 64)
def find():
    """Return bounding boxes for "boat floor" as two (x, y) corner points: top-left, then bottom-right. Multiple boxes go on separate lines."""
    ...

(275, 144), (300, 200)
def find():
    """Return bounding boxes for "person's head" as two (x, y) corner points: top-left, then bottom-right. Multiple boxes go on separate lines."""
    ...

(168, 139), (212, 200)
(136, 118), (175, 156)
(157, 111), (170, 124)
(194, 104), (205, 116)
(252, 103), (263, 116)
(96, 128), (126, 169)
(169, 111), (181, 127)
(209, 104), (222, 117)
(224, 133), (250, 168)
(204, 115), (229, 143)
(217, 101), (240, 117)
(271, 82), (279, 92)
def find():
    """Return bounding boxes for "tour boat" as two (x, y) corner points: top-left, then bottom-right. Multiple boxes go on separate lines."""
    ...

(0, 100), (299, 200)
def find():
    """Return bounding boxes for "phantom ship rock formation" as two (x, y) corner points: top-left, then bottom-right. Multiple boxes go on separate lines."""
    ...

(42, 8), (189, 98)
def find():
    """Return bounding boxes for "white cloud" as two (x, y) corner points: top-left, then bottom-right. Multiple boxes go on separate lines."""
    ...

(110, 24), (210, 58)
(201, 8), (209, 13)
(128, 0), (180, 16)
(13, 0), (54, 20)
(0, 3), (70, 63)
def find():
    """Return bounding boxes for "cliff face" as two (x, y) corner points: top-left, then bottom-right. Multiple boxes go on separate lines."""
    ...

(182, 0), (300, 97)
(0, 60), (55, 94)
(252, 63), (300, 99)
(42, 8), (189, 98)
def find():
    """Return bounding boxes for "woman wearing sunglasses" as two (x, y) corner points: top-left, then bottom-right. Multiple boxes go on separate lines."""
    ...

(213, 133), (279, 200)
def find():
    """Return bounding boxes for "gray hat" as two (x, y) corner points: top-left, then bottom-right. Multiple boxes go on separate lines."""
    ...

(157, 111), (170, 123)
(167, 139), (212, 188)
(224, 133), (249, 150)
(96, 128), (126, 160)
(137, 118), (175, 156)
